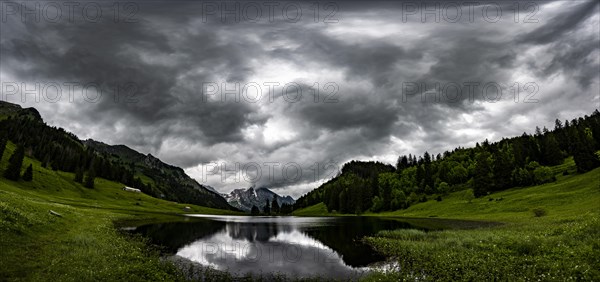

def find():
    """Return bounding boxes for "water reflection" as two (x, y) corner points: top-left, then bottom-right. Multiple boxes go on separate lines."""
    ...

(129, 216), (415, 279)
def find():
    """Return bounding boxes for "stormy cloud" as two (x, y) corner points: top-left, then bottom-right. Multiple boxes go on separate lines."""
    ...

(1, 1), (598, 198)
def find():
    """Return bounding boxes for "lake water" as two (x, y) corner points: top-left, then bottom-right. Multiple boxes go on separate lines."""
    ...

(124, 215), (429, 280)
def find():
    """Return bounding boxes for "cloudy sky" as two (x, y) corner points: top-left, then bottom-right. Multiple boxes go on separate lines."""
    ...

(1, 1), (599, 198)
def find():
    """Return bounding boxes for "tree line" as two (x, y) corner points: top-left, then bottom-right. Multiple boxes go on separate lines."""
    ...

(0, 107), (232, 209)
(294, 110), (600, 214)
(0, 114), (143, 189)
(250, 197), (294, 215)
(1, 139), (33, 182)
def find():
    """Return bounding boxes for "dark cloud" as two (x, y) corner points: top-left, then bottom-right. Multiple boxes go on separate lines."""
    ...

(518, 0), (599, 45)
(1, 3), (262, 147)
(1, 0), (598, 197)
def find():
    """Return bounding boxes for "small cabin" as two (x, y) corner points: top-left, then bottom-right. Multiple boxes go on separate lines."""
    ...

(123, 186), (142, 193)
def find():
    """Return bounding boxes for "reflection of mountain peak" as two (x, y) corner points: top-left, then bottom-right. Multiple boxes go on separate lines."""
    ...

(225, 222), (293, 242)
(224, 187), (295, 212)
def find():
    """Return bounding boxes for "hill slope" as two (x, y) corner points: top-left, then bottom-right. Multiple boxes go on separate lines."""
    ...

(293, 157), (600, 220)
(0, 101), (232, 210)
(292, 160), (600, 280)
(362, 165), (600, 281)
(293, 110), (600, 215)
(83, 139), (231, 209)
(0, 140), (240, 280)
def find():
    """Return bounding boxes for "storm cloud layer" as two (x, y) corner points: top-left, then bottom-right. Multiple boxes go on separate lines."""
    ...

(1, 1), (599, 198)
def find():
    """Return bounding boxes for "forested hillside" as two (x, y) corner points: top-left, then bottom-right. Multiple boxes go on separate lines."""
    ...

(294, 110), (600, 214)
(0, 101), (233, 210)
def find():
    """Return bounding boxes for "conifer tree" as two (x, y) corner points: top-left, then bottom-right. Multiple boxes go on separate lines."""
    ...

(493, 145), (513, 191)
(74, 167), (84, 183)
(473, 151), (492, 197)
(573, 127), (600, 172)
(22, 164), (33, 181)
(271, 197), (280, 214)
(4, 145), (25, 181)
(263, 199), (271, 214)
(0, 138), (6, 161)
(543, 134), (563, 166)
(84, 167), (96, 188)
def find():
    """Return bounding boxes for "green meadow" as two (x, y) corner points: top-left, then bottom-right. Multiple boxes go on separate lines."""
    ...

(0, 142), (238, 281)
(295, 158), (600, 281)
(2, 137), (599, 281)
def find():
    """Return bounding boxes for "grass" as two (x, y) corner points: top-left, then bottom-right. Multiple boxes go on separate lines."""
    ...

(294, 158), (600, 281)
(374, 165), (599, 223)
(362, 216), (599, 281)
(361, 161), (600, 280)
(2, 138), (600, 281)
(292, 202), (332, 216)
(0, 142), (240, 281)
(0, 191), (186, 281)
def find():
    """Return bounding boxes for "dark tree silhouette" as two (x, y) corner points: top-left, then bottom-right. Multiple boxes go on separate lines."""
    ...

(263, 198), (271, 215)
(573, 128), (600, 172)
(84, 167), (96, 189)
(542, 134), (564, 166)
(251, 205), (260, 215)
(4, 145), (25, 181)
(22, 164), (33, 181)
(74, 167), (84, 183)
(493, 145), (513, 191)
(0, 138), (6, 161)
(271, 197), (280, 214)
(473, 151), (492, 197)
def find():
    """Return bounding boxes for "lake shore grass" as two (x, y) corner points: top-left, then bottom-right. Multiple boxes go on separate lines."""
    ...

(295, 161), (600, 281)
(0, 142), (239, 281)
(0, 185), (188, 281)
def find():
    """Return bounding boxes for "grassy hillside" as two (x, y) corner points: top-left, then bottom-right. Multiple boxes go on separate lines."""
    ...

(293, 159), (600, 280)
(0, 101), (233, 210)
(292, 202), (331, 216)
(294, 157), (600, 221)
(365, 164), (599, 280)
(378, 162), (600, 222)
(0, 142), (239, 281)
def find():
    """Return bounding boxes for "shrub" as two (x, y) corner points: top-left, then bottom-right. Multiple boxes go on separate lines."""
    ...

(464, 189), (475, 203)
(437, 182), (450, 195)
(533, 166), (555, 184)
(532, 208), (547, 217)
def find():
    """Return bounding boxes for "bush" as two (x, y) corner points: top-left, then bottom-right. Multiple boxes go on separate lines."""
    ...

(371, 196), (384, 212)
(437, 182), (449, 195)
(464, 189), (475, 203)
(408, 192), (419, 204)
(533, 166), (555, 184)
(532, 208), (547, 217)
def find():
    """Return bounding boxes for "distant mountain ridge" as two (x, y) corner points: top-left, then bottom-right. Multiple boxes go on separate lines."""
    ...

(82, 139), (233, 209)
(0, 101), (234, 210)
(224, 187), (295, 212)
